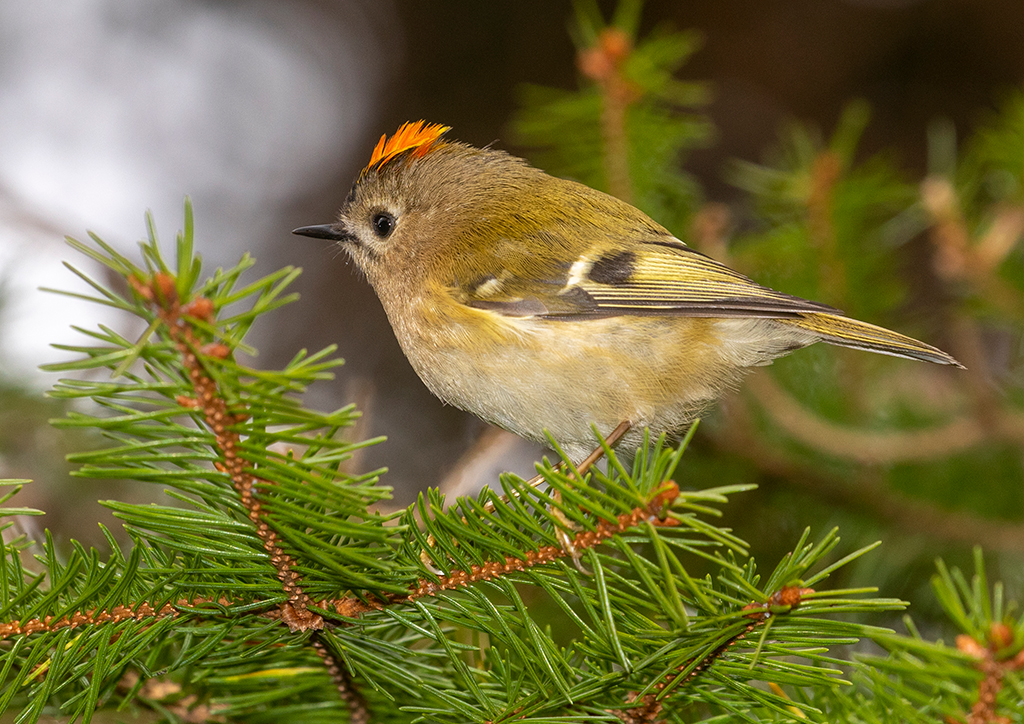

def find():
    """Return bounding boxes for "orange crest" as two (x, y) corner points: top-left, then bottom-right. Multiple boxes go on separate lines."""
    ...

(365, 121), (451, 172)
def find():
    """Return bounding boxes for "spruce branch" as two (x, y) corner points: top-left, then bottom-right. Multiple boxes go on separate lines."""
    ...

(0, 200), (933, 722)
(858, 550), (1024, 724)
(719, 101), (1024, 544)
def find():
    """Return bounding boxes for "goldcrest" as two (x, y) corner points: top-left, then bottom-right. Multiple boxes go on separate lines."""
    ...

(295, 121), (961, 461)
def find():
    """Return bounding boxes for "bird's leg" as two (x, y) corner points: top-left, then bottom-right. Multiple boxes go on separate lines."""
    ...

(482, 420), (631, 513)
(549, 421), (632, 572)
(573, 420), (632, 476)
(417, 421), (626, 573)
(432, 423), (630, 577)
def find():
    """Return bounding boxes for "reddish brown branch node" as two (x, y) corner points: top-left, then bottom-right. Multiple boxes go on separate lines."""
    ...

(182, 297), (214, 322)
(742, 585), (815, 621)
(955, 625), (1024, 724)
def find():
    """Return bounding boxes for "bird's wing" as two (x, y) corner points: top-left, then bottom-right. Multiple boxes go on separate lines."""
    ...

(459, 233), (840, 319)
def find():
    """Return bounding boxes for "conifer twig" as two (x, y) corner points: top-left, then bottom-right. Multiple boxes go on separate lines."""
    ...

(956, 626), (1024, 724)
(807, 150), (847, 308)
(0, 602), (180, 641)
(131, 271), (324, 633)
(613, 585), (816, 723)
(312, 635), (370, 724)
(328, 480), (681, 618)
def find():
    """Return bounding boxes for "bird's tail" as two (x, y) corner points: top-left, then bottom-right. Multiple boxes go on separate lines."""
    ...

(779, 312), (963, 367)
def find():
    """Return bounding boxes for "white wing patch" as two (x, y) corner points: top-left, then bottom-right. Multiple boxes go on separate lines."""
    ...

(474, 276), (504, 297)
(563, 256), (594, 293)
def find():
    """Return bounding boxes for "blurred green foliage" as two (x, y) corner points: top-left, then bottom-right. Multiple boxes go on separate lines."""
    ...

(511, 0), (1024, 628)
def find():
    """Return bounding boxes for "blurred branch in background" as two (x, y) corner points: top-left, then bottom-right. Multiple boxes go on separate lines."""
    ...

(514, 0), (712, 234)
(509, 1), (1024, 579)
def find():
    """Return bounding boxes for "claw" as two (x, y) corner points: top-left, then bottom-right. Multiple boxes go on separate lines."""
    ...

(551, 490), (591, 574)
(419, 534), (445, 576)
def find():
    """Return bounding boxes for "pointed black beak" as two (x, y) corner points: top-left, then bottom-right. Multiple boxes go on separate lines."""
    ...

(292, 224), (351, 241)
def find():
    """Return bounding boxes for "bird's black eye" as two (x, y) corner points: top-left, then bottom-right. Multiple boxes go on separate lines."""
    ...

(371, 212), (395, 239)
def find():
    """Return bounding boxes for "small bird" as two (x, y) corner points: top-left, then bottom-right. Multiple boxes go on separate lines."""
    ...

(295, 121), (962, 462)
